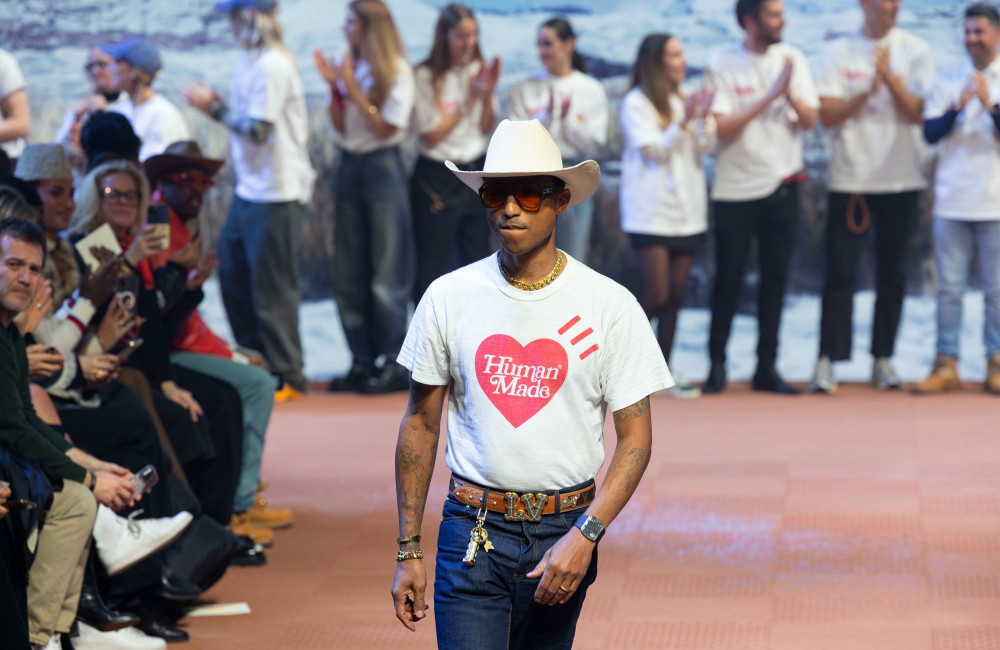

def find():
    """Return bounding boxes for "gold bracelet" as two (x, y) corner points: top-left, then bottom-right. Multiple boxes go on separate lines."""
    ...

(396, 550), (423, 562)
(396, 534), (421, 545)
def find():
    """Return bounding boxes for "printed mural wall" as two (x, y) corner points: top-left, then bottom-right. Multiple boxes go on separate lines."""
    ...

(1, 0), (981, 304)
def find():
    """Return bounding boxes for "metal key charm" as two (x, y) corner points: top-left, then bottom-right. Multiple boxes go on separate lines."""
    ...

(463, 508), (493, 567)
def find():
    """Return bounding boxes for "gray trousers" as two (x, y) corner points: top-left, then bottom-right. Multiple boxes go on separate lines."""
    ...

(218, 195), (307, 392)
(334, 147), (414, 367)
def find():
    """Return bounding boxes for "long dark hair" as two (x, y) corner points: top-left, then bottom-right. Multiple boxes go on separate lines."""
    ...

(630, 33), (679, 124)
(541, 17), (586, 73)
(420, 3), (483, 102)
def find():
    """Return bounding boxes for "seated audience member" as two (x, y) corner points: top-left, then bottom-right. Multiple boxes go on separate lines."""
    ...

(0, 217), (137, 650)
(67, 159), (248, 539)
(0, 48), (30, 164)
(145, 140), (293, 537)
(100, 38), (189, 161)
(55, 47), (130, 180)
(80, 111), (143, 172)
(916, 3), (1000, 395)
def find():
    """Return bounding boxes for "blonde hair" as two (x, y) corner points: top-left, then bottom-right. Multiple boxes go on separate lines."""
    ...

(232, 8), (294, 64)
(351, 0), (406, 107)
(69, 159), (150, 238)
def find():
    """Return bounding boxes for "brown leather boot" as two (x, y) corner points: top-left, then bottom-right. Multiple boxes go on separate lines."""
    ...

(230, 512), (275, 546)
(912, 353), (960, 394)
(986, 353), (1000, 395)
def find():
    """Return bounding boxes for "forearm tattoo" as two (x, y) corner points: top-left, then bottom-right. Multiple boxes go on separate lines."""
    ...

(212, 101), (275, 144)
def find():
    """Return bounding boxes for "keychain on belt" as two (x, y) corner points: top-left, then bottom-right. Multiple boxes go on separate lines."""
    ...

(463, 505), (494, 566)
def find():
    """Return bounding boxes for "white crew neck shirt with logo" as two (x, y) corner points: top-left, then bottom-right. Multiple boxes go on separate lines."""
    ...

(619, 89), (716, 237)
(398, 254), (673, 492)
(412, 60), (495, 164)
(229, 48), (314, 204)
(113, 93), (190, 162)
(925, 57), (1000, 221)
(334, 55), (414, 155)
(508, 70), (609, 161)
(706, 42), (819, 202)
(813, 28), (933, 194)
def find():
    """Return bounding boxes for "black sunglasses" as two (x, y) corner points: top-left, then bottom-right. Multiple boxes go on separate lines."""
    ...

(478, 182), (562, 210)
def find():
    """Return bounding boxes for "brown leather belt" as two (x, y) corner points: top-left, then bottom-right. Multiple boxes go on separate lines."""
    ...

(449, 475), (595, 522)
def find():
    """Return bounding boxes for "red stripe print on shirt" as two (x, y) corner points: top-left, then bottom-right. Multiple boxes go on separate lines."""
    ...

(558, 315), (599, 361)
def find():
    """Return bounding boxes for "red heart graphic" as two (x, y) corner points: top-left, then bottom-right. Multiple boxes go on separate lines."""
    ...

(475, 335), (568, 428)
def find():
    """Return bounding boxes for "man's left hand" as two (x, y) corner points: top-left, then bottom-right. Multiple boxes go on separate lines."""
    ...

(526, 528), (595, 606)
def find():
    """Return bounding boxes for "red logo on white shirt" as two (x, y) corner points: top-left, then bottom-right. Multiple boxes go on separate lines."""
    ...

(843, 70), (868, 80)
(476, 335), (567, 428)
(734, 86), (757, 96)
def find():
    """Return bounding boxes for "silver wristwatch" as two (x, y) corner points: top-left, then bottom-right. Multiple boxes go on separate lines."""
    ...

(574, 514), (605, 543)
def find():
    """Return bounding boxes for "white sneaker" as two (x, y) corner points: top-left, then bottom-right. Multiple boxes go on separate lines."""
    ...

(94, 507), (193, 576)
(32, 632), (60, 650)
(809, 355), (837, 394)
(661, 371), (702, 399)
(74, 622), (167, 650)
(871, 357), (903, 391)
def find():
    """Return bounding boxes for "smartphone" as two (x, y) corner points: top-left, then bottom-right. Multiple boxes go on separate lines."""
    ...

(117, 338), (144, 362)
(131, 464), (158, 496)
(146, 204), (170, 250)
(6, 498), (37, 511)
(116, 275), (140, 314)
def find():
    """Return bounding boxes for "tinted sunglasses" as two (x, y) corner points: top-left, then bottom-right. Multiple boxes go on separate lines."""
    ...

(163, 172), (216, 191)
(478, 182), (561, 210)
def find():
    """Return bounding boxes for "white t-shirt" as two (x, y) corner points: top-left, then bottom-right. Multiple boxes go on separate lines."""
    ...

(706, 43), (819, 202)
(412, 61), (494, 164)
(925, 58), (1000, 221)
(112, 93), (190, 162)
(619, 88), (715, 237)
(508, 70), (609, 161)
(335, 56), (414, 155)
(814, 29), (933, 193)
(229, 48), (314, 204)
(0, 49), (27, 159)
(398, 254), (674, 492)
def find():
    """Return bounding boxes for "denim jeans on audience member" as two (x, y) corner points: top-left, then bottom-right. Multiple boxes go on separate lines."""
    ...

(934, 217), (1000, 359)
(434, 497), (598, 650)
(170, 351), (279, 512)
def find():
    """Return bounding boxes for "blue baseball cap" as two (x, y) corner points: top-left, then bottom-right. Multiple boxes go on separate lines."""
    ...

(214, 0), (277, 11)
(99, 38), (162, 76)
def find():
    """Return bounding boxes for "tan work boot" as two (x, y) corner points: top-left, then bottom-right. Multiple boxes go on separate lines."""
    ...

(986, 353), (1000, 395)
(230, 512), (275, 546)
(912, 353), (960, 394)
(249, 482), (294, 529)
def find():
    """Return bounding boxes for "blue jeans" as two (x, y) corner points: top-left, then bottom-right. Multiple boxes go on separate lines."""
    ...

(934, 218), (1000, 359)
(170, 351), (278, 512)
(434, 497), (598, 650)
(334, 147), (414, 367)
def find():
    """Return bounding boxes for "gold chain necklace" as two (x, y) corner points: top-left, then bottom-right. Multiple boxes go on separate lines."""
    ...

(497, 250), (565, 291)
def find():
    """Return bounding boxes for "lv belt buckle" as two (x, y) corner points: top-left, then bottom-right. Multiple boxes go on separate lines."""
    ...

(503, 491), (549, 522)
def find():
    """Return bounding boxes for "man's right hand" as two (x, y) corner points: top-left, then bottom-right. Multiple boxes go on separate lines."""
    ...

(769, 58), (794, 103)
(92, 470), (136, 511)
(391, 558), (429, 631)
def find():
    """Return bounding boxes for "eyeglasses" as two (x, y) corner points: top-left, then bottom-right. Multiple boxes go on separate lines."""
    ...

(84, 61), (108, 73)
(478, 182), (561, 211)
(102, 188), (140, 205)
(163, 172), (215, 191)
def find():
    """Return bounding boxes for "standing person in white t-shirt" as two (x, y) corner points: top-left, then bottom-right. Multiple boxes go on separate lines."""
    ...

(0, 48), (30, 169)
(809, 0), (934, 394)
(101, 38), (190, 162)
(915, 4), (1000, 395)
(508, 17), (609, 263)
(390, 119), (673, 649)
(314, 0), (415, 394)
(702, 0), (818, 395)
(410, 3), (500, 303)
(54, 47), (130, 181)
(620, 33), (716, 399)
(183, 0), (315, 401)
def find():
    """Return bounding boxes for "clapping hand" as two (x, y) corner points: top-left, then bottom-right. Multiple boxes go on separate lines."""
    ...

(769, 57), (794, 102)
(14, 278), (52, 335)
(180, 81), (220, 115)
(314, 49), (339, 86)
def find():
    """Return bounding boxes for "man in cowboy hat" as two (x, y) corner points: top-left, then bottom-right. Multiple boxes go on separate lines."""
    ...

(144, 140), (294, 542)
(390, 119), (673, 648)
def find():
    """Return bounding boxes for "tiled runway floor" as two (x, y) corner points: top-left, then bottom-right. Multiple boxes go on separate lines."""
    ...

(179, 384), (1000, 649)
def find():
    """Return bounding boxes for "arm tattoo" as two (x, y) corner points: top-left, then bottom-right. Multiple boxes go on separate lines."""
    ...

(612, 396), (649, 425)
(211, 101), (275, 144)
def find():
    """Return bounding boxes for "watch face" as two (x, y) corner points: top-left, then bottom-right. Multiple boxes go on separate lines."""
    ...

(577, 515), (604, 541)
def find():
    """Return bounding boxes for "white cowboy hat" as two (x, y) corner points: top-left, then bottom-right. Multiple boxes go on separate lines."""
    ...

(445, 119), (601, 208)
